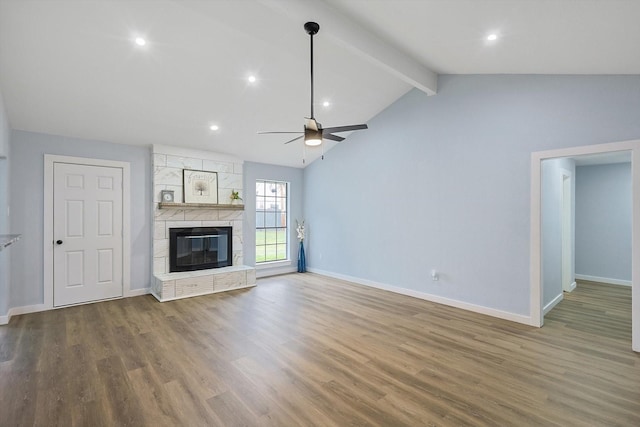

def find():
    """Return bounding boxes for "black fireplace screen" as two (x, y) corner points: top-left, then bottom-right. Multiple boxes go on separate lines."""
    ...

(169, 227), (232, 272)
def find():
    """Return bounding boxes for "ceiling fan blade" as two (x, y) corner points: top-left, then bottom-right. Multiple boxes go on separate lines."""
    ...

(323, 133), (345, 142)
(257, 131), (303, 134)
(322, 124), (368, 134)
(305, 118), (319, 131)
(258, 24), (367, 157)
(284, 135), (304, 145)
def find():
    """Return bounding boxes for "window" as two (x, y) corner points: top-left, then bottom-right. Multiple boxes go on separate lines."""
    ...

(255, 180), (288, 263)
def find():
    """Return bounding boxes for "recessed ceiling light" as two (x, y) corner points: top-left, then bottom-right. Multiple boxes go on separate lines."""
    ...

(322, 101), (331, 107)
(247, 75), (257, 83)
(134, 37), (146, 46)
(487, 33), (498, 41)
(209, 124), (219, 131)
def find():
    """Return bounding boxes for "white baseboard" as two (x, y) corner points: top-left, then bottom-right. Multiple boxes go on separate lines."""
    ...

(307, 268), (534, 326)
(566, 281), (577, 292)
(125, 287), (151, 297)
(0, 287), (151, 325)
(256, 266), (297, 278)
(0, 303), (49, 325)
(575, 274), (631, 287)
(543, 293), (564, 315)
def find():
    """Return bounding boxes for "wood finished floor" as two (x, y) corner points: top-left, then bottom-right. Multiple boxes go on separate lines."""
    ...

(0, 275), (638, 426)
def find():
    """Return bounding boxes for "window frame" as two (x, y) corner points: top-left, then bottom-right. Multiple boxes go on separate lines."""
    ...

(255, 179), (289, 264)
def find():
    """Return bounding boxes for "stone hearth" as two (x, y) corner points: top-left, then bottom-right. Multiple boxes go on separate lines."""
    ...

(151, 144), (255, 301)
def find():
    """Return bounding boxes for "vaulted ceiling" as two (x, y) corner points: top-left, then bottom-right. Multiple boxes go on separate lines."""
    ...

(1, 0), (639, 167)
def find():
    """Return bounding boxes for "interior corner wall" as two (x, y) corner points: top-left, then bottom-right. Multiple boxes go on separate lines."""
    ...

(541, 157), (575, 308)
(243, 161), (304, 276)
(575, 163), (632, 283)
(0, 90), (11, 317)
(303, 74), (640, 318)
(9, 130), (153, 310)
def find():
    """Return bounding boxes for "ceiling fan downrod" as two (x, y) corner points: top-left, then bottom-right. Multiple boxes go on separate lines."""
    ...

(256, 20), (368, 162)
(304, 22), (320, 119)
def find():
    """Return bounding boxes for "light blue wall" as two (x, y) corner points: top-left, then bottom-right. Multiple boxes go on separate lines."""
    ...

(575, 163), (632, 282)
(243, 161), (304, 275)
(304, 75), (640, 316)
(0, 90), (11, 316)
(9, 131), (153, 309)
(0, 91), (8, 159)
(541, 157), (575, 308)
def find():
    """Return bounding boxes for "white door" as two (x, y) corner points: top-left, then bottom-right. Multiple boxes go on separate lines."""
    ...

(53, 162), (123, 306)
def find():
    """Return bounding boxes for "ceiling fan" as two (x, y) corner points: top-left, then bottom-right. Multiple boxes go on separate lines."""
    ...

(258, 22), (368, 161)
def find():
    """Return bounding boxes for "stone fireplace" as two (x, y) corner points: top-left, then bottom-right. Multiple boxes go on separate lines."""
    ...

(151, 144), (255, 301)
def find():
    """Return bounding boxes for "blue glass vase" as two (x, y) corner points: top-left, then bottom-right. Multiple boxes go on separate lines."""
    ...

(297, 241), (306, 273)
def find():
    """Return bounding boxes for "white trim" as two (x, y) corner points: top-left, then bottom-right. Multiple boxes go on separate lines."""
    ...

(633, 147), (640, 352)
(0, 290), (154, 325)
(0, 303), (48, 325)
(530, 139), (640, 352)
(7, 303), (48, 317)
(530, 153), (543, 327)
(150, 283), (256, 302)
(568, 281), (577, 292)
(122, 163), (131, 298)
(44, 154), (131, 310)
(125, 287), (151, 297)
(44, 157), (54, 309)
(560, 168), (574, 293)
(256, 265), (297, 278)
(543, 293), (564, 315)
(575, 274), (632, 287)
(255, 260), (292, 270)
(308, 268), (534, 326)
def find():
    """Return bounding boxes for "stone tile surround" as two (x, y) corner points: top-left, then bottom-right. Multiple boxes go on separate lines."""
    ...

(153, 265), (256, 302)
(152, 145), (253, 299)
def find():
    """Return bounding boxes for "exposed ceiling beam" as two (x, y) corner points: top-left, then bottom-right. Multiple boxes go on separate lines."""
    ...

(259, 0), (438, 96)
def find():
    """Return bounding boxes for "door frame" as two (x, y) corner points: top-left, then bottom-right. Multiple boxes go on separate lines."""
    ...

(560, 169), (575, 293)
(44, 154), (131, 309)
(530, 139), (640, 352)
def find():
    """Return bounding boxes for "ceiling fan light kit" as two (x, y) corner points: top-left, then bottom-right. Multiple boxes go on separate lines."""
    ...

(258, 21), (368, 162)
(304, 128), (323, 146)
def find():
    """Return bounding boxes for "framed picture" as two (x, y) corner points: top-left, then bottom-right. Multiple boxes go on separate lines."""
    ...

(183, 169), (218, 204)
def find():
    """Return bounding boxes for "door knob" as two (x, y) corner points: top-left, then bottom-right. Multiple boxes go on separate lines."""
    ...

(56, 240), (63, 245)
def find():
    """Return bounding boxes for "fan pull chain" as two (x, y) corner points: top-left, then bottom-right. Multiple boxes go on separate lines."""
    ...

(302, 143), (306, 164)
(321, 142), (324, 160)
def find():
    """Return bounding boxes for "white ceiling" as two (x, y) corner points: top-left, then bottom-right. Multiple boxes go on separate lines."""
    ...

(1, 0), (639, 168)
(325, 0), (640, 74)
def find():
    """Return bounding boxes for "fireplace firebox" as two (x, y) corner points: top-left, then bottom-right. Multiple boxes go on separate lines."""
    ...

(169, 227), (232, 272)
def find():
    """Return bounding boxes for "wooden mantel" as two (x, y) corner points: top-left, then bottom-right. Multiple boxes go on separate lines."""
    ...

(158, 202), (244, 210)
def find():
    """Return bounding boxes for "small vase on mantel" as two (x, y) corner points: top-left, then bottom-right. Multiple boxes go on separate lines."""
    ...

(296, 220), (306, 273)
(229, 190), (242, 205)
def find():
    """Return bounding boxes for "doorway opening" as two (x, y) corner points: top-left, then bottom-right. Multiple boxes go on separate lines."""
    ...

(530, 140), (639, 352)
